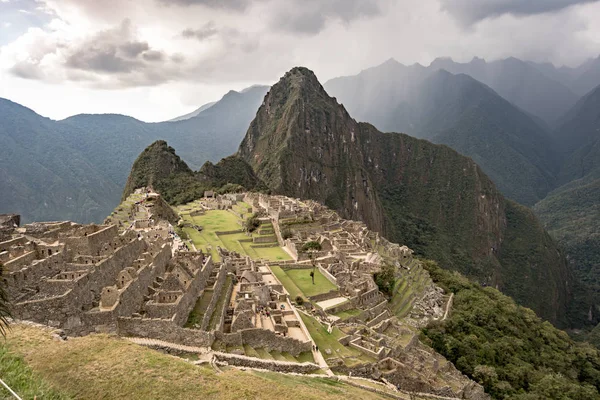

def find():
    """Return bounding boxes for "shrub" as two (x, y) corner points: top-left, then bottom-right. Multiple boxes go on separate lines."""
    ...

(301, 241), (322, 252)
(295, 296), (304, 306)
(281, 228), (293, 240)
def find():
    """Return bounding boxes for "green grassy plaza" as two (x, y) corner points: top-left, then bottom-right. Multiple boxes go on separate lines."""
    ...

(270, 266), (337, 299)
(178, 207), (291, 262)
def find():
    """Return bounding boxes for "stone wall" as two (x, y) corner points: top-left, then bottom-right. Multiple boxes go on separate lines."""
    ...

(4, 251), (38, 272)
(217, 330), (243, 346)
(4, 250), (67, 298)
(173, 256), (214, 326)
(13, 237), (147, 332)
(86, 244), (172, 333)
(318, 265), (337, 285)
(280, 264), (312, 270)
(253, 235), (277, 244)
(366, 310), (390, 328)
(360, 288), (382, 307)
(213, 352), (319, 374)
(117, 317), (215, 347)
(0, 236), (27, 252)
(349, 338), (387, 359)
(239, 328), (311, 356)
(309, 289), (341, 303)
(326, 298), (356, 315)
(63, 225), (118, 256)
(201, 265), (228, 330)
(216, 277), (234, 332)
(144, 254), (213, 324)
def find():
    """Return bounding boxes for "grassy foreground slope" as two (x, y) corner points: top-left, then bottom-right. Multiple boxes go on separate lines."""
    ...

(1, 324), (389, 400)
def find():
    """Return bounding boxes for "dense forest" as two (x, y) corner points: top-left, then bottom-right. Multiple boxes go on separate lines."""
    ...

(421, 260), (600, 399)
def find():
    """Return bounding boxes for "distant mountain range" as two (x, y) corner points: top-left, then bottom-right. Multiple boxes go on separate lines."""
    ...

(0, 86), (268, 223)
(529, 55), (600, 96)
(324, 59), (560, 205)
(167, 101), (217, 122)
(535, 84), (600, 317)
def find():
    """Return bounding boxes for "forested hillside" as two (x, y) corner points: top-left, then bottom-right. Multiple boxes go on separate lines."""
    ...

(422, 260), (600, 400)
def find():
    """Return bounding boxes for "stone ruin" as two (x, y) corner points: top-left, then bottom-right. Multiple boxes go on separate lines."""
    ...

(0, 190), (488, 399)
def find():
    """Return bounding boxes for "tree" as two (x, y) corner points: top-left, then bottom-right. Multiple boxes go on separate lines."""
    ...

(0, 262), (11, 337)
(373, 263), (396, 296)
(244, 213), (260, 232)
(310, 271), (315, 285)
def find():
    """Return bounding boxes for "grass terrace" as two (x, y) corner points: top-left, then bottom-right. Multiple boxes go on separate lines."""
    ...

(185, 289), (213, 328)
(332, 309), (362, 321)
(299, 313), (376, 367)
(270, 266), (304, 300)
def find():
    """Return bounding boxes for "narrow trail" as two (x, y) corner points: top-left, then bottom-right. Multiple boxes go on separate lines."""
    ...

(442, 293), (454, 321)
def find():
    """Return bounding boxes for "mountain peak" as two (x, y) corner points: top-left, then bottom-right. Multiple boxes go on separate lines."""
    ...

(121, 140), (193, 200)
(381, 57), (400, 66)
(280, 66), (321, 87)
(268, 66), (330, 103)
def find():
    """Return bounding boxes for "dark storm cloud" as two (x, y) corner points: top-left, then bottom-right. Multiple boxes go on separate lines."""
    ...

(271, 0), (381, 35)
(162, 0), (381, 35)
(66, 47), (142, 73)
(441, 0), (600, 24)
(63, 20), (165, 74)
(181, 22), (218, 41)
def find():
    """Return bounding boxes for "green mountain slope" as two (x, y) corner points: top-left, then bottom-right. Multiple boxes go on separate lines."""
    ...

(324, 61), (559, 205)
(0, 98), (120, 223)
(239, 66), (573, 327)
(422, 260), (600, 400)
(122, 140), (265, 205)
(0, 86), (268, 223)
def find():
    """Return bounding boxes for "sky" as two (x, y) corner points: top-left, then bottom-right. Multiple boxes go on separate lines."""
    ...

(0, 0), (600, 122)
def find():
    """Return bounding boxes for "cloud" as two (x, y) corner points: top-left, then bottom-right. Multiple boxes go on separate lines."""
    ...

(5, 19), (182, 87)
(63, 19), (168, 77)
(269, 0), (382, 35)
(441, 0), (599, 25)
(162, 0), (382, 35)
(181, 22), (218, 41)
(10, 60), (43, 79)
(156, 0), (253, 10)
